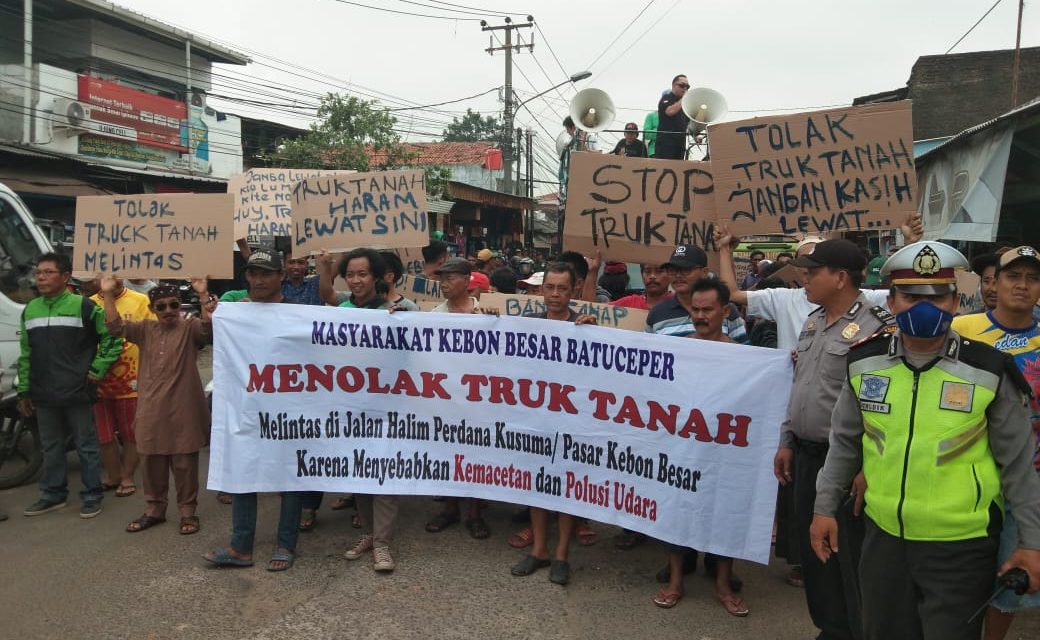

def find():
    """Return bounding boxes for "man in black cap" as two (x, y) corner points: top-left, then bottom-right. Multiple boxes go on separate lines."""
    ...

(611, 123), (648, 158)
(777, 238), (895, 640)
(646, 245), (747, 342)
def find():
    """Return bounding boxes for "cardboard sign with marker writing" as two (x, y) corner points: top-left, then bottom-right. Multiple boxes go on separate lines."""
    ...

(562, 152), (717, 265)
(398, 274), (443, 303)
(73, 193), (233, 278)
(479, 292), (648, 331)
(229, 168), (353, 239)
(956, 269), (982, 315)
(291, 170), (429, 254)
(709, 101), (917, 237)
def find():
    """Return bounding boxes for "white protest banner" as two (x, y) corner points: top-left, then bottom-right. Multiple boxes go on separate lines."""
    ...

(710, 101), (917, 236)
(479, 292), (648, 331)
(291, 170), (429, 254)
(563, 152), (717, 265)
(229, 168), (353, 239)
(74, 193), (233, 278)
(210, 304), (792, 562)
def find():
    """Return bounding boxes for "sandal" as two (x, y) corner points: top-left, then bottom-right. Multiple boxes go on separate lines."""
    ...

(718, 594), (750, 617)
(511, 554), (551, 576)
(465, 517), (491, 540)
(267, 549), (295, 572)
(509, 527), (534, 549)
(425, 511), (460, 533)
(202, 548), (253, 567)
(653, 589), (684, 609)
(126, 514), (166, 533)
(575, 523), (598, 546)
(299, 508), (317, 532)
(351, 513), (363, 529)
(216, 492), (232, 505)
(179, 516), (200, 535)
(330, 496), (354, 511)
(115, 484), (136, 498)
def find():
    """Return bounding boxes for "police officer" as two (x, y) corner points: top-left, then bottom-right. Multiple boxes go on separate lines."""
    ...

(776, 239), (894, 640)
(811, 241), (1040, 640)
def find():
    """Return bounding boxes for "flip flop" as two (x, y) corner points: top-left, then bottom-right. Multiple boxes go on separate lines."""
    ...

(115, 484), (137, 498)
(179, 516), (200, 535)
(509, 527), (534, 549)
(299, 508), (317, 532)
(202, 548), (254, 567)
(718, 594), (750, 617)
(653, 589), (684, 609)
(329, 496), (354, 510)
(267, 549), (295, 572)
(216, 492), (233, 505)
(465, 517), (491, 540)
(126, 514), (166, 533)
(425, 511), (460, 533)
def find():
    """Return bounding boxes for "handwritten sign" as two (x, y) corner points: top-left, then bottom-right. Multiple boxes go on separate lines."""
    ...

(394, 247), (426, 277)
(291, 170), (429, 254)
(956, 269), (982, 315)
(709, 101), (917, 236)
(563, 152), (717, 265)
(400, 274), (443, 302)
(479, 292), (649, 331)
(73, 193), (233, 278)
(229, 168), (351, 239)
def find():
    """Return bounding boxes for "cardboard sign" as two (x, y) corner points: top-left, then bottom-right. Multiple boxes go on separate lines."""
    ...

(710, 101), (917, 237)
(291, 170), (429, 254)
(229, 168), (353, 239)
(479, 292), (649, 331)
(956, 269), (982, 315)
(395, 247), (426, 277)
(73, 193), (233, 278)
(770, 264), (803, 287)
(562, 152), (717, 265)
(399, 274), (443, 303)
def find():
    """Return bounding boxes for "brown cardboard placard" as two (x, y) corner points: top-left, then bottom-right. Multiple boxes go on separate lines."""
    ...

(291, 170), (429, 254)
(73, 193), (234, 278)
(709, 101), (917, 237)
(398, 274), (443, 303)
(562, 152), (717, 265)
(955, 269), (982, 315)
(769, 264), (803, 287)
(478, 292), (648, 331)
(229, 168), (354, 239)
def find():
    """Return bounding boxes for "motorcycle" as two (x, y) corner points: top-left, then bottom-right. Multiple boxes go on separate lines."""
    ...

(0, 403), (42, 489)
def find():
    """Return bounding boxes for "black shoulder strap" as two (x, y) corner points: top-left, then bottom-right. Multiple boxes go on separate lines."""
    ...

(869, 305), (895, 326)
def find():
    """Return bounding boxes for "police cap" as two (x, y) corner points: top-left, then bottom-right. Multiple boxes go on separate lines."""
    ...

(881, 241), (968, 295)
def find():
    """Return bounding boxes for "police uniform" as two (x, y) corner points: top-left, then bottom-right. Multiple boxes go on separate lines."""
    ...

(784, 239), (894, 640)
(815, 241), (1040, 640)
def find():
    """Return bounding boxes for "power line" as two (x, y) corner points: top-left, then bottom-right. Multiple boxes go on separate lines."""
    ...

(584, 1), (656, 71)
(534, 23), (571, 79)
(589, 0), (681, 83)
(327, 0), (482, 21)
(388, 88), (499, 111)
(945, 0), (1006, 54)
(427, 0), (527, 16)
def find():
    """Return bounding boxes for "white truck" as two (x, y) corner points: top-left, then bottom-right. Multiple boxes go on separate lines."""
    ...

(0, 182), (55, 403)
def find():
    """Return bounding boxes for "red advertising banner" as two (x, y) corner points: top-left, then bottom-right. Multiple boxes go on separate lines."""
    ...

(77, 75), (186, 152)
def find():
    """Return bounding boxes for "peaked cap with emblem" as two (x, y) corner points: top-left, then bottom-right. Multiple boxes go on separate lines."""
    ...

(881, 241), (968, 295)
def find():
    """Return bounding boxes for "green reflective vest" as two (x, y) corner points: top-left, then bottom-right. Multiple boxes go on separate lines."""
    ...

(848, 333), (1005, 541)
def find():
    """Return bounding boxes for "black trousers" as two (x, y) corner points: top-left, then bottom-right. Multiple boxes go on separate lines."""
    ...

(794, 437), (864, 640)
(860, 517), (999, 640)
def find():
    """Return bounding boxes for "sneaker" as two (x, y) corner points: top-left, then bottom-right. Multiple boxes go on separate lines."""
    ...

(344, 534), (373, 560)
(80, 502), (103, 519)
(23, 499), (67, 517)
(373, 545), (395, 572)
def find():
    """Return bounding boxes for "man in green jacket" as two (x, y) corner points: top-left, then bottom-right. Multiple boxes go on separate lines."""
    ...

(18, 252), (122, 519)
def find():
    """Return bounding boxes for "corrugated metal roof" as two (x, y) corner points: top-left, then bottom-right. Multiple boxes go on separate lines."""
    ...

(916, 97), (1040, 163)
(367, 142), (497, 167)
(427, 198), (454, 214)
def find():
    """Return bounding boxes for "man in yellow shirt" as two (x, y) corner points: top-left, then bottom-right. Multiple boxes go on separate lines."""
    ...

(90, 278), (154, 496)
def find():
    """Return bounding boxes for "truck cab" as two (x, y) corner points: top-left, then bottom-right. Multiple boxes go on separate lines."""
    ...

(0, 183), (55, 403)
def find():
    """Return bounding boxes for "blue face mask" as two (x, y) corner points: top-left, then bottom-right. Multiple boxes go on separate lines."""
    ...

(895, 301), (953, 338)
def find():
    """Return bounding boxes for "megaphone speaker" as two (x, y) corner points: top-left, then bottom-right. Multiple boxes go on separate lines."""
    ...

(682, 87), (729, 125)
(569, 88), (615, 133)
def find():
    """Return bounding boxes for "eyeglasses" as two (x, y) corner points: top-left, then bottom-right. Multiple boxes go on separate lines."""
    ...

(153, 300), (181, 312)
(676, 83), (690, 89)
(33, 269), (62, 277)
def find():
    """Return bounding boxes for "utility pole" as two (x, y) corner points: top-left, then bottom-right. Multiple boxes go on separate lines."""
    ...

(482, 17), (534, 195)
(525, 129), (534, 250)
(1011, 0), (1024, 108)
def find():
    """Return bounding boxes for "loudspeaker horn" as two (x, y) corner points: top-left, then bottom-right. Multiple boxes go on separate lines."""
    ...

(569, 88), (615, 133)
(681, 87), (728, 128)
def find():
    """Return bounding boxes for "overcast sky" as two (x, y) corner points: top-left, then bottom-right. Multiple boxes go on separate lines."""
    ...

(124, 0), (1038, 192)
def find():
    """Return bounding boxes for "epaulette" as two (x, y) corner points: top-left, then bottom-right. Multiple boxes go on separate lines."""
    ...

(957, 337), (1033, 398)
(849, 325), (897, 350)
(869, 305), (895, 325)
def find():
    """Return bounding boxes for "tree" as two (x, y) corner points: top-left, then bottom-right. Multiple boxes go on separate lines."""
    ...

(273, 93), (414, 170)
(442, 109), (501, 142)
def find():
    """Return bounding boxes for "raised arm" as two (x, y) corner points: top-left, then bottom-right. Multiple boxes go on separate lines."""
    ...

(713, 224), (748, 306)
(317, 249), (340, 306)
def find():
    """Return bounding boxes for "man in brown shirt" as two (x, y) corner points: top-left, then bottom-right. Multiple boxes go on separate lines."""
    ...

(99, 276), (213, 536)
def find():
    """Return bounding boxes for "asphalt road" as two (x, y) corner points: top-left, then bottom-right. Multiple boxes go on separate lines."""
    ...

(1, 350), (1037, 640)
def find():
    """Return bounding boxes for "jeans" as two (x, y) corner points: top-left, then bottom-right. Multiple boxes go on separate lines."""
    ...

(230, 492), (303, 553)
(301, 491), (323, 511)
(36, 403), (103, 505)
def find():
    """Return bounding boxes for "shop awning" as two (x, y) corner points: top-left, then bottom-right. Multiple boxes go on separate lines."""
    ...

(0, 170), (115, 197)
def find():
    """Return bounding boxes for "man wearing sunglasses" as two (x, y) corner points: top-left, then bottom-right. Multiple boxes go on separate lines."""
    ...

(100, 275), (214, 538)
(655, 75), (691, 161)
